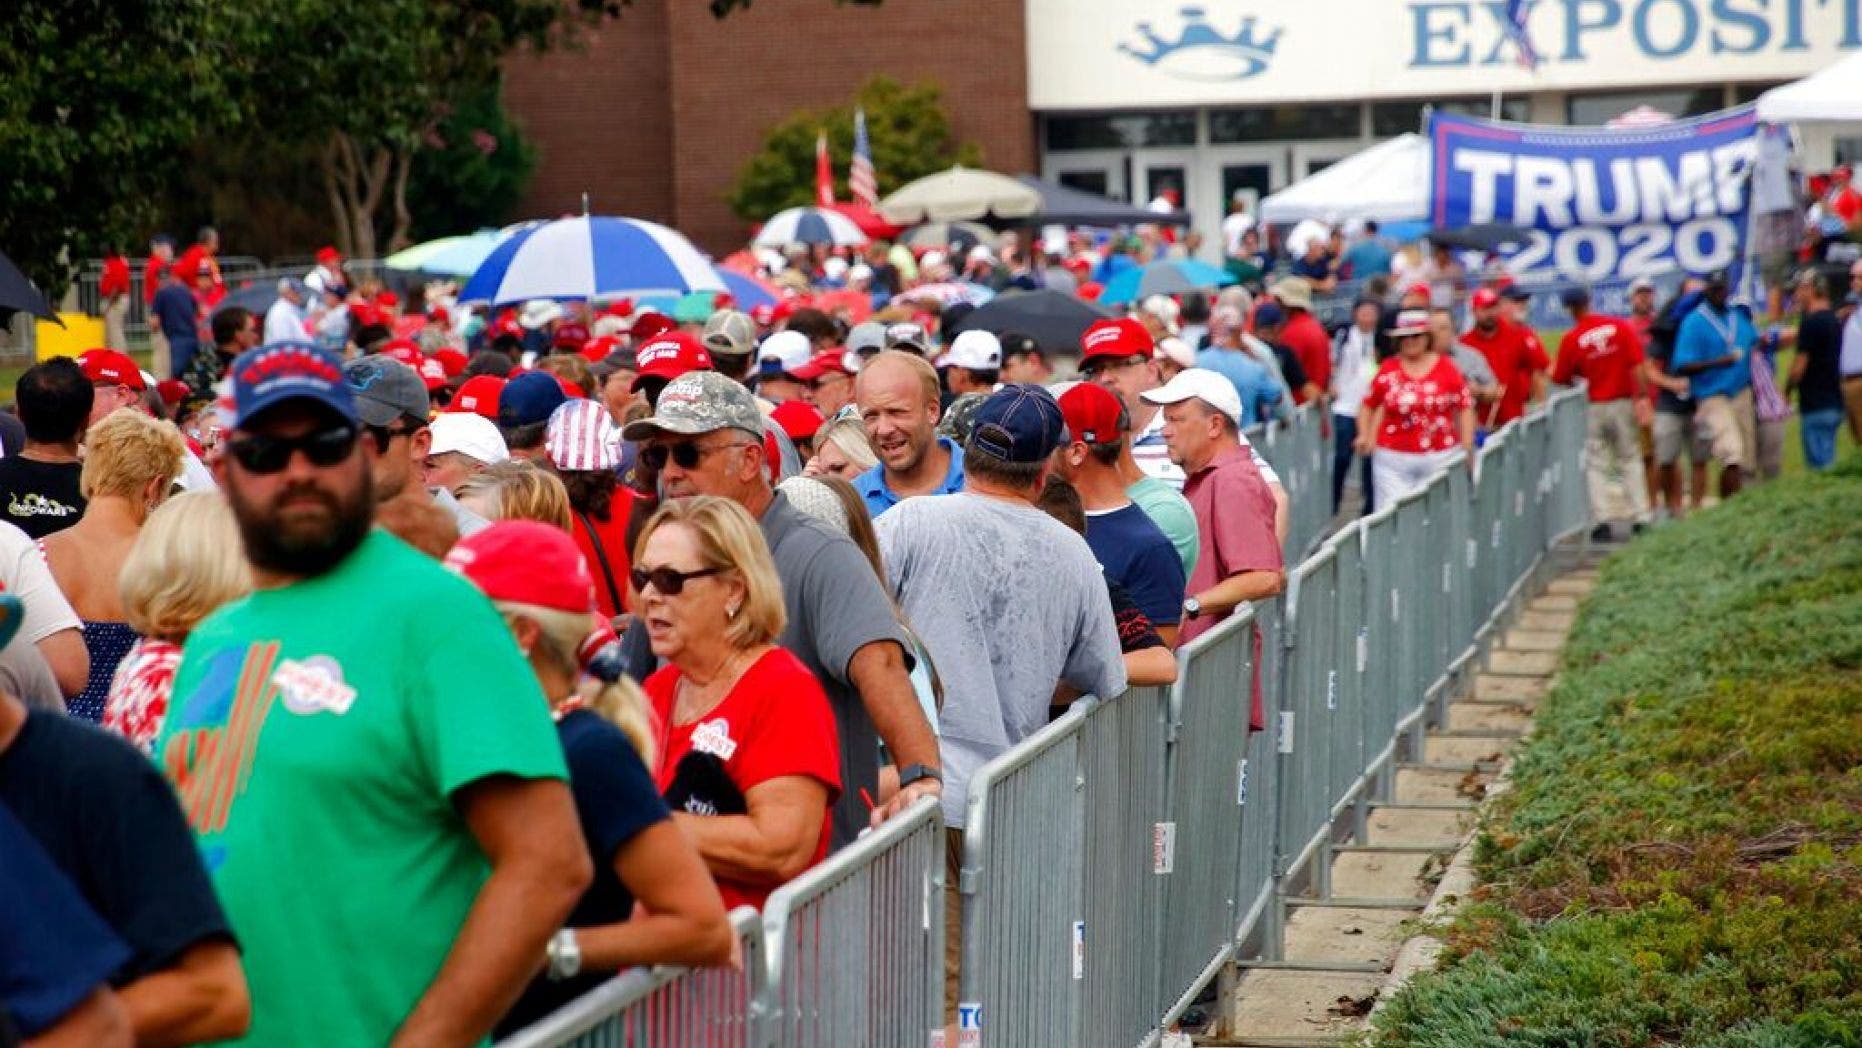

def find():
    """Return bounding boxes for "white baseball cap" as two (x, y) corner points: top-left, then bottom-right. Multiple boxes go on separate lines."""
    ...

(1139, 367), (1242, 424)
(429, 412), (510, 467)
(945, 329), (1002, 371)
(757, 329), (813, 376)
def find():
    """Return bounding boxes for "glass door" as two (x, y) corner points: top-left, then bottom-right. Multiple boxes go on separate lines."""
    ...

(1042, 151), (1129, 203)
(1204, 146), (1288, 260)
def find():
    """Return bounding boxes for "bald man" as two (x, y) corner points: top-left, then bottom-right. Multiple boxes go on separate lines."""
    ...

(852, 351), (966, 517)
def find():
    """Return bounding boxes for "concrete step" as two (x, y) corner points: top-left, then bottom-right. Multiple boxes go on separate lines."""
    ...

(1486, 650), (1559, 677)
(1530, 594), (1580, 613)
(1546, 577), (1596, 597)
(1327, 848), (1436, 901)
(1503, 629), (1566, 652)
(1447, 702), (1532, 735)
(1392, 765), (1491, 804)
(1280, 905), (1413, 967)
(1223, 968), (1386, 1042)
(1514, 610), (1575, 632)
(1366, 806), (1470, 848)
(1424, 735), (1510, 765)
(1471, 674), (1546, 704)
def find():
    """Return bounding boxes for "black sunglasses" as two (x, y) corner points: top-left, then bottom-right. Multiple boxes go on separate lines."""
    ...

(365, 420), (427, 454)
(639, 440), (749, 471)
(630, 564), (724, 596)
(225, 425), (359, 474)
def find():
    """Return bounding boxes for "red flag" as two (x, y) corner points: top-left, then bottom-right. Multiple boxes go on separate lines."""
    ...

(814, 130), (834, 207)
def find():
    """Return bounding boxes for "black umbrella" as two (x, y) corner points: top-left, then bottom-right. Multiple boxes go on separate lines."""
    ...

(1429, 223), (1535, 253)
(212, 281), (279, 317)
(948, 288), (1112, 353)
(0, 248), (61, 326)
(1014, 174), (1191, 228)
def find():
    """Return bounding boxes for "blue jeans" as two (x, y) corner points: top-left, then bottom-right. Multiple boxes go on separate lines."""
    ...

(1333, 414), (1374, 515)
(168, 337), (201, 382)
(1801, 408), (1843, 470)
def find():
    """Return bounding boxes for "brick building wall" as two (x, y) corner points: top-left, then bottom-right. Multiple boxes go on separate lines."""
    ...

(503, 0), (1033, 254)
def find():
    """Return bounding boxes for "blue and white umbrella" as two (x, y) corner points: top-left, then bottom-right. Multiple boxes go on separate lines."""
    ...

(753, 207), (869, 248)
(460, 215), (724, 306)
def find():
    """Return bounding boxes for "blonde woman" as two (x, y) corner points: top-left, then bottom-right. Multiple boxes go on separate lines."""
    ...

(41, 410), (185, 721)
(802, 408), (879, 480)
(447, 521), (731, 1035)
(104, 492), (252, 752)
(457, 459), (573, 529)
(634, 496), (840, 909)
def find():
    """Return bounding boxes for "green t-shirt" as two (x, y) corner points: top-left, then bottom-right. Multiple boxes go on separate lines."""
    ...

(1128, 475), (1200, 579)
(154, 530), (566, 1047)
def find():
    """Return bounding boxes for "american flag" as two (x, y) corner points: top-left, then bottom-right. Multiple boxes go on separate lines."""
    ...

(1504, 0), (1539, 70)
(850, 108), (879, 209)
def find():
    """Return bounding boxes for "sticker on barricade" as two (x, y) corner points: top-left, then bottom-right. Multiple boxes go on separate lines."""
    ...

(1072, 920), (1085, 980)
(1466, 538), (1478, 570)
(1277, 711), (1296, 754)
(1237, 758), (1249, 806)
(957, 1002), (982, 1048)
(1357, 627), (1368, 673)
(1152, 822), (1176, 874)
(1326, 669), (1338, 710)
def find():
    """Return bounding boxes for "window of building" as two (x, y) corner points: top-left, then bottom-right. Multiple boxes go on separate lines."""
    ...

(1371, 97), (1530, 136)
(1566, 86), (1723, 127)
(1209, 104), (1360, 144)
(1044, 113), (1196, 151)
(1733, 82), (1787, 105)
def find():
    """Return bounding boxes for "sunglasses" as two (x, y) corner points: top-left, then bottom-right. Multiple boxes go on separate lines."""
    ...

(225, 425), (359, 474)
(630, 564), (724, 596)
(1079, 356), (1144, 378)
(640, 440), (751, 471)
(366, 421), (426, 454)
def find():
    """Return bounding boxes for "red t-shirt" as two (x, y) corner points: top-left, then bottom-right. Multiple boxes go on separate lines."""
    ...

(99, 256), (131, 299)
(647, 648), (842, 910)
(570, 489), (637, 618)
(1364, 354), (1471, 454)
(1459, 319), (1549, 426)
(142, 256), (168, 304)
(1831, 186), (1862, 225)
(1554, 314), (1646, 403)
(1279, 310), (1332, 402)
(1182, 445), (1283, 729)
(172, 244), (214, 286)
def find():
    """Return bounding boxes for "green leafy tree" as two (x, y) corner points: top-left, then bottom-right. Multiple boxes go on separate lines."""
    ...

(406, 80), (537, 242)
(728, 77), (983, 223)
(0, 0), (237, 298)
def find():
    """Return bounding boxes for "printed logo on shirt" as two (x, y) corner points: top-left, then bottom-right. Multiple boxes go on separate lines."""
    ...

(162, 642), (286, 842)
(7, 492), (78, 520)
(690, 718), (738, 761)
(274, 656), (358, 716)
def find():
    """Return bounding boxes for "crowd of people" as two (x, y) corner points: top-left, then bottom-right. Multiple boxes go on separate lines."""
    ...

(10, 199), (1858, 1044)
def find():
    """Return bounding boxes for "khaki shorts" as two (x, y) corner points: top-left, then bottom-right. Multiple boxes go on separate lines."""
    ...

(1694, 392), (1751, 471)
(1652, 411), (1707, 466)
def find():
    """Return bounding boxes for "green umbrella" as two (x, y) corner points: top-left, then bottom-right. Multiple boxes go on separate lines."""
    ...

(673, 290), (718, 323)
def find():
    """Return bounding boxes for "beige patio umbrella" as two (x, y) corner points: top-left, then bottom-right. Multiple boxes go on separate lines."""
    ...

(878, 166), (1042, 224)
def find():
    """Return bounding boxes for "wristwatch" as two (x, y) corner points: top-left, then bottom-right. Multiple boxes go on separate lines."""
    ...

(898, 764), (943, 790)
(1182, 597), (1203, 620)
(546, 928), (582, 981)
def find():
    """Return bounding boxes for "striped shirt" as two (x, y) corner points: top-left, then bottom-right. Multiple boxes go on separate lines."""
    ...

(1131, 410), (1281, 491)
(1750, 341), (1791, 423)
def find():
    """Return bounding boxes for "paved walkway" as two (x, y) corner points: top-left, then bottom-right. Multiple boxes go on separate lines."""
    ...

(1199, 550), (1605, 1047)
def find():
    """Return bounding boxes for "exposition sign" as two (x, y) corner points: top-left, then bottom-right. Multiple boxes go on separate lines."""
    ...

(1429, 106), (1761, 282)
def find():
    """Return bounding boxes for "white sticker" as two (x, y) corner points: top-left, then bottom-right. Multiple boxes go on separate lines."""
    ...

(1326, 669), (1338, 711)
(1492, 521), (1503, 548)
(1443, 562), (1453, 594)
(1356, 627), (1368, 673)
(274, 656), (358, 717)
(1152, 822), (1176, 874)
(1515, 491), (1526, 515)
(1390, 588), (1401, 621)
(1072, 921), (1085, 980)
(958, 1003), (983, 1044)
(1466, 538), (1478, 569)
(1237, 758), (1249, 807)
(1277, 711), (1296, 754)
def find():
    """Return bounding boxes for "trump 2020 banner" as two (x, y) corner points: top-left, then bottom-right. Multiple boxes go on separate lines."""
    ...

(1429, 106), (1761, 282)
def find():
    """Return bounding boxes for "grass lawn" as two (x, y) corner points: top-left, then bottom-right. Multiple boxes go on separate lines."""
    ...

(1367, 451), (1862, 1047)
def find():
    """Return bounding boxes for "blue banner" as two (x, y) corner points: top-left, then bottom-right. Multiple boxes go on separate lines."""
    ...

(1429, 106), (1761, 283)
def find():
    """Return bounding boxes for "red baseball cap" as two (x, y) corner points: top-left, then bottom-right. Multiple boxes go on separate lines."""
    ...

(631, 332), (712, 391)
(431, 347), (468, 378)
(490, 315), (524, 342)
(156, 379), (191, 407)
(1470, 287), (1500, 309)
(1077, 280), (1105, 302)
(446, 375), (505, 418)
(77, 349), (146, 391)
(579, 334), (624, 363)
(1402, 282), (1433, 301)
(630, 311), (676, 342)
(1079, 317), (1153, 364)
(750, 304), (777, 326)
(603, 298), (636, 319)
(771, 399), (825, 442)
(379, 339), (423, 367)
(374, 290), (400, 310)
(790, 349), (852, 382)
(446, 520), (596, 615)
(315, 246), (342, 265)
(349, 302), (383, 330)
(417, 357), (448, 392)
(552, 321), (590, 349)
(1058, 381), (1129, 445)
(428, 306), (451, 326)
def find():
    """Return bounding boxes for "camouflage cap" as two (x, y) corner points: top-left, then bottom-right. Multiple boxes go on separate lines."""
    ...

(937, 391), (990, 446)
(620, 370), (764, 443)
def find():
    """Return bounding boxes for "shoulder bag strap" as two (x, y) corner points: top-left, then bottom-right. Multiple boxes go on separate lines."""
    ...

(574, 510), (626, 613)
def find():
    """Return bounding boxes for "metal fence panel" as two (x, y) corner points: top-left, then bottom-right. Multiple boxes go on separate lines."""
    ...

(1274, 552), (1336, 871)
(496, 908), (764, 1048)
(1327, 526), (1368, 812)
(761, 798), (943, 1048)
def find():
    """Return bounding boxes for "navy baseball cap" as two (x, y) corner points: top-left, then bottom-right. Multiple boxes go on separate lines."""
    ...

(1254, 302), (1286, 327)
(231, 341), (356, 429)
(498, 371), (568, 429)
(967, 384), (1066, 464)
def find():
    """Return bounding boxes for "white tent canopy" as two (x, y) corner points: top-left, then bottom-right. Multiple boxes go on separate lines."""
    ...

(1756, 52), (1862, 123)
(1258, 133), (1430, 226)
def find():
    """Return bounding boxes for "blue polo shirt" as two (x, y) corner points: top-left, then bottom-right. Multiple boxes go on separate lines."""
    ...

(854, 436), (965, 517)
(1196, 347), (1288, 424)
(1672, 304), (1756, 401)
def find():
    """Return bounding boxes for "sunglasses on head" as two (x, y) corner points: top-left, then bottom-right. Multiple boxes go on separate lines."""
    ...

(630, 564), (724, 596)
(639, 440), (749, 471)
(225, 424), (359, 474)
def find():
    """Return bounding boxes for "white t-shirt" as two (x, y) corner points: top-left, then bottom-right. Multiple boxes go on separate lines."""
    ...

(0, 520), (82, 645)
(264, 298), (307, 344)
(1331, 326), (1378, 416)
(1222, 211), (1257, 257)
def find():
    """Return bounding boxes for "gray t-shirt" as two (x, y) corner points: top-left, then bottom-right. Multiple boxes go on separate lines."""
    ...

(760, 491), (912, 847)
(1450, 343), (1499, 388)
(876, 492), (1126, 829)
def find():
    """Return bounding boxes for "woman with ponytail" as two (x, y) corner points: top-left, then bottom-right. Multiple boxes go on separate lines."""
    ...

(446, 521), (731, 1036)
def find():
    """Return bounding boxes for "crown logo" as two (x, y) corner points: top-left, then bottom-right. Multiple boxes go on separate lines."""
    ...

(1118, 7), (1283, 83)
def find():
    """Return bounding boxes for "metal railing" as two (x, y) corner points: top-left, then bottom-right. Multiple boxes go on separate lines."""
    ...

(506, 389), (1591, 1048)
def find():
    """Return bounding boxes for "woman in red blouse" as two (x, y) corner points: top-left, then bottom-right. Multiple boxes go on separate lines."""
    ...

(1353, 309), (1475, 506)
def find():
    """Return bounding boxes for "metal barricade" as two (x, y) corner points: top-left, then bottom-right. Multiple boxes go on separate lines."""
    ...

(761, 797), (943, 1048)
(496, 908), (764, 1048)
(1274, 553), (1336, 892)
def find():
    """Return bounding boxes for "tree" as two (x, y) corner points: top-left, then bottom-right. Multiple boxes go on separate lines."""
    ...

(0, 0), (237, 298)
(727, 77), (983, 223)
(406, 81), (537, 243)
